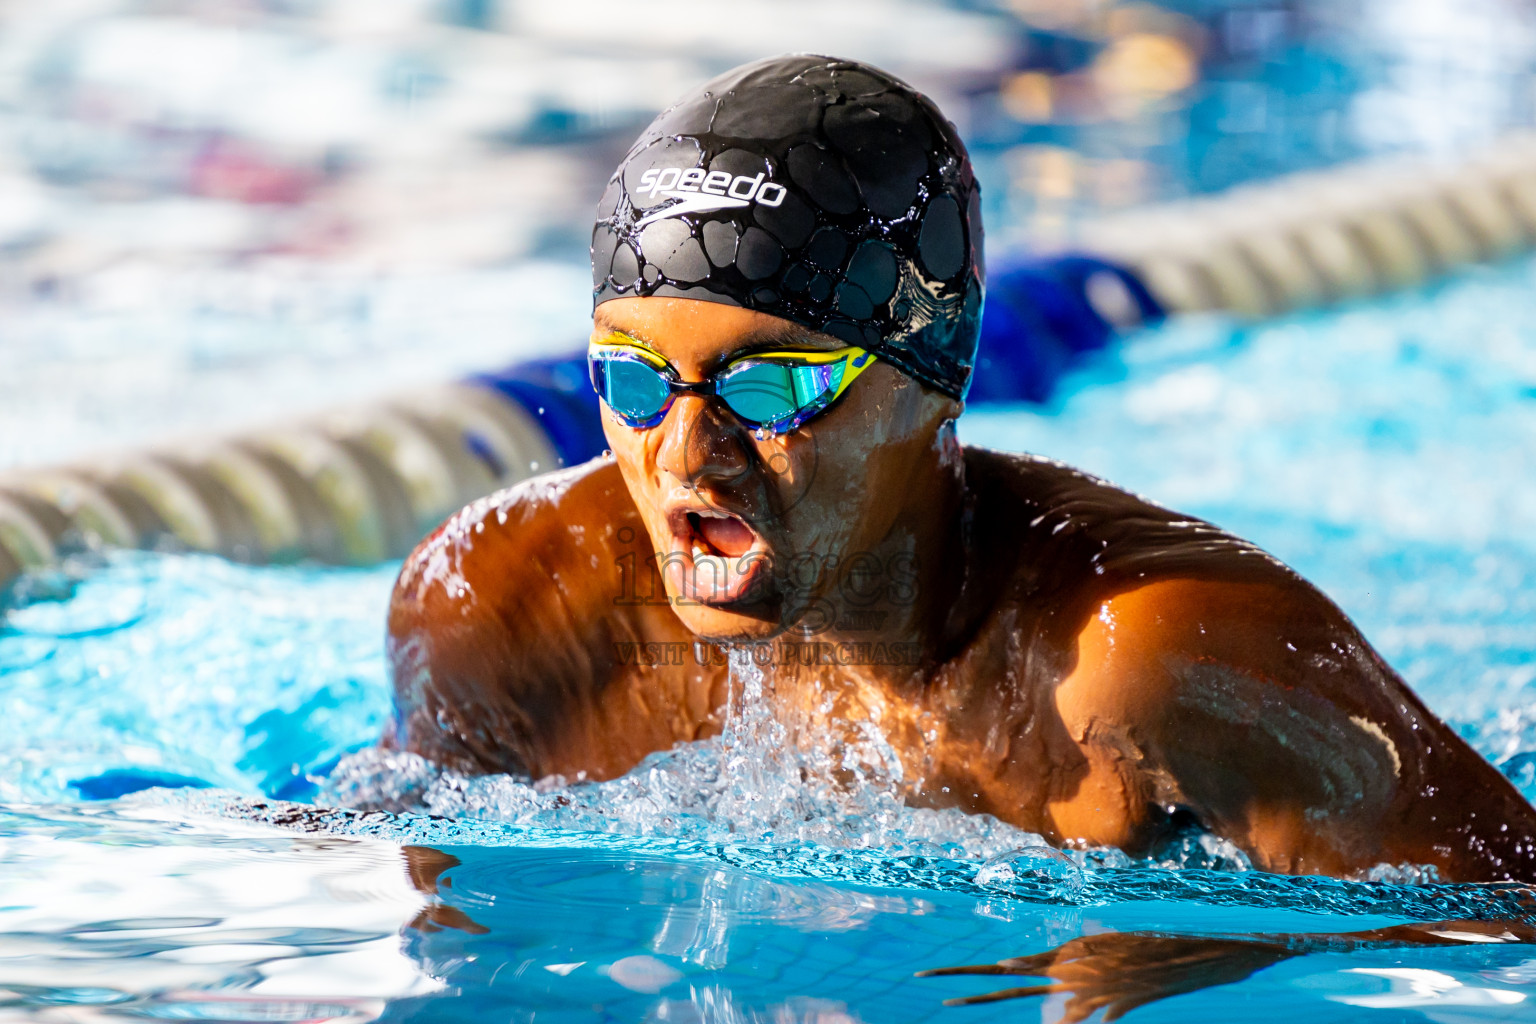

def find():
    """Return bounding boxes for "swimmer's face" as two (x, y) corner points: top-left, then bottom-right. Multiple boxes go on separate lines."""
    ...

(595, 296), (961, 644)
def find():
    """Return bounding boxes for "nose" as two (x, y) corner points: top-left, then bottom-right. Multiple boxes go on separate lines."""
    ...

(655, 394), (751, 490)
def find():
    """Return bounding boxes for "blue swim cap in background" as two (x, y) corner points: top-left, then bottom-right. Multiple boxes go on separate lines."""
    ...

(591, 54), (985, 400)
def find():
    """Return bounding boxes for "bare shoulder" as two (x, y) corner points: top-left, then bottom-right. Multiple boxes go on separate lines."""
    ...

(384, 458), (654, 774)
(963, 444), (1404, 717)
(963, 455), (1536, 877)
(385, 457), (716, 780)
(966, 442), (1418, 779)
(961, 446), (1309, 634)
(1058, 574), (1393, 723)
(963, 447), (1444, 868)
(391, 456), (639, 622)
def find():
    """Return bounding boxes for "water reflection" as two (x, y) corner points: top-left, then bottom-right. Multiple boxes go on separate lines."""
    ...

(388, 841), (1011, 1024)
(11, 798), (1536, 1023)
(0, 804), (436, 1022)
(648, 869), (932, 968)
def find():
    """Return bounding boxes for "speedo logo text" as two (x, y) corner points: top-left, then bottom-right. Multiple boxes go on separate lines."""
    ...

(633, 166), (787, 227)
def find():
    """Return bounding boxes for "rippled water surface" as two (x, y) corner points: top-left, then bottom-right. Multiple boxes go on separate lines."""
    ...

(6, 255), (1536, 1021)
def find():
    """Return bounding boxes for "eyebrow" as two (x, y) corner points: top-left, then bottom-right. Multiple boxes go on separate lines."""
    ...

(724, 322), (836, 360)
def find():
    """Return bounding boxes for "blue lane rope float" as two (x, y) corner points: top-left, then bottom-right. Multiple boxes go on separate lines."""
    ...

(967, 254), (1163, 405)
(468, 354), (606, 469)
(6, 136), (1536, 588)
(69, 768), (213, 800)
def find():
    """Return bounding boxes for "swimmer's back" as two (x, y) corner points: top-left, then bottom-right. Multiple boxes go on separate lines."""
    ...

(966, 445), (1295, 602)
(944, 446), (1307, 672)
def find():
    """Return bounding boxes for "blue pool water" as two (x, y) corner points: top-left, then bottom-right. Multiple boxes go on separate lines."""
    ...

(6, 255), (1536, 1020)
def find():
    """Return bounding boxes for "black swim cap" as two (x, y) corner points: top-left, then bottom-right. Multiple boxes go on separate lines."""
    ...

(591, 55), (985, 400)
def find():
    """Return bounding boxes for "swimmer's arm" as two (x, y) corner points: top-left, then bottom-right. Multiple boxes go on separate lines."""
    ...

(1051, 578), (1536, 881)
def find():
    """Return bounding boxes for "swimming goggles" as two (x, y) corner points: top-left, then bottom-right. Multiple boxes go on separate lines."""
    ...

(588, 332), (876, 436)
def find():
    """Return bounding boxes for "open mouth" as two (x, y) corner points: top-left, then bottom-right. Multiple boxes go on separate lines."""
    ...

(669, 507), (771, 606)
(687, 511), (755, 559)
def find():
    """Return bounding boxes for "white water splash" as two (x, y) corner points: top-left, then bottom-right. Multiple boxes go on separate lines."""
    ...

(321, 650), (1444, 888)
(325, 648), (1048, 863)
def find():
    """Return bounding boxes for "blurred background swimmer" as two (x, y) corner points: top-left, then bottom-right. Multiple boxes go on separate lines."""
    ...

(385, 55), (1536, 886)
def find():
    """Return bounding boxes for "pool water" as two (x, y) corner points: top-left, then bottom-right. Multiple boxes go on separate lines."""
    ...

(6, 254), (1536, 1021)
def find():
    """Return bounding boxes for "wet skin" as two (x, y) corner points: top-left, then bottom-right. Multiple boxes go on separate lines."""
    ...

(385, 296), (1536, 885)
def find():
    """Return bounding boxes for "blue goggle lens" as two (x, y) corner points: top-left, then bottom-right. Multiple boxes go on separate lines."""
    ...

(716, 361), (840, 429)
(597, 355), (672, 425)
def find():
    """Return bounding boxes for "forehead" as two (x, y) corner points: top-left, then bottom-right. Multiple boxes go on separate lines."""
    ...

(593, 296), (839, 369)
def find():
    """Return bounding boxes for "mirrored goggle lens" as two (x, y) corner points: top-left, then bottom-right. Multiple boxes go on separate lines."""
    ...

(717, 360), (845, 428)
(596, 354), (671, 424)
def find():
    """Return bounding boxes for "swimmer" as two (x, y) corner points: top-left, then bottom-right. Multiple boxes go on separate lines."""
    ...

(384, 56), (1536, 886)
